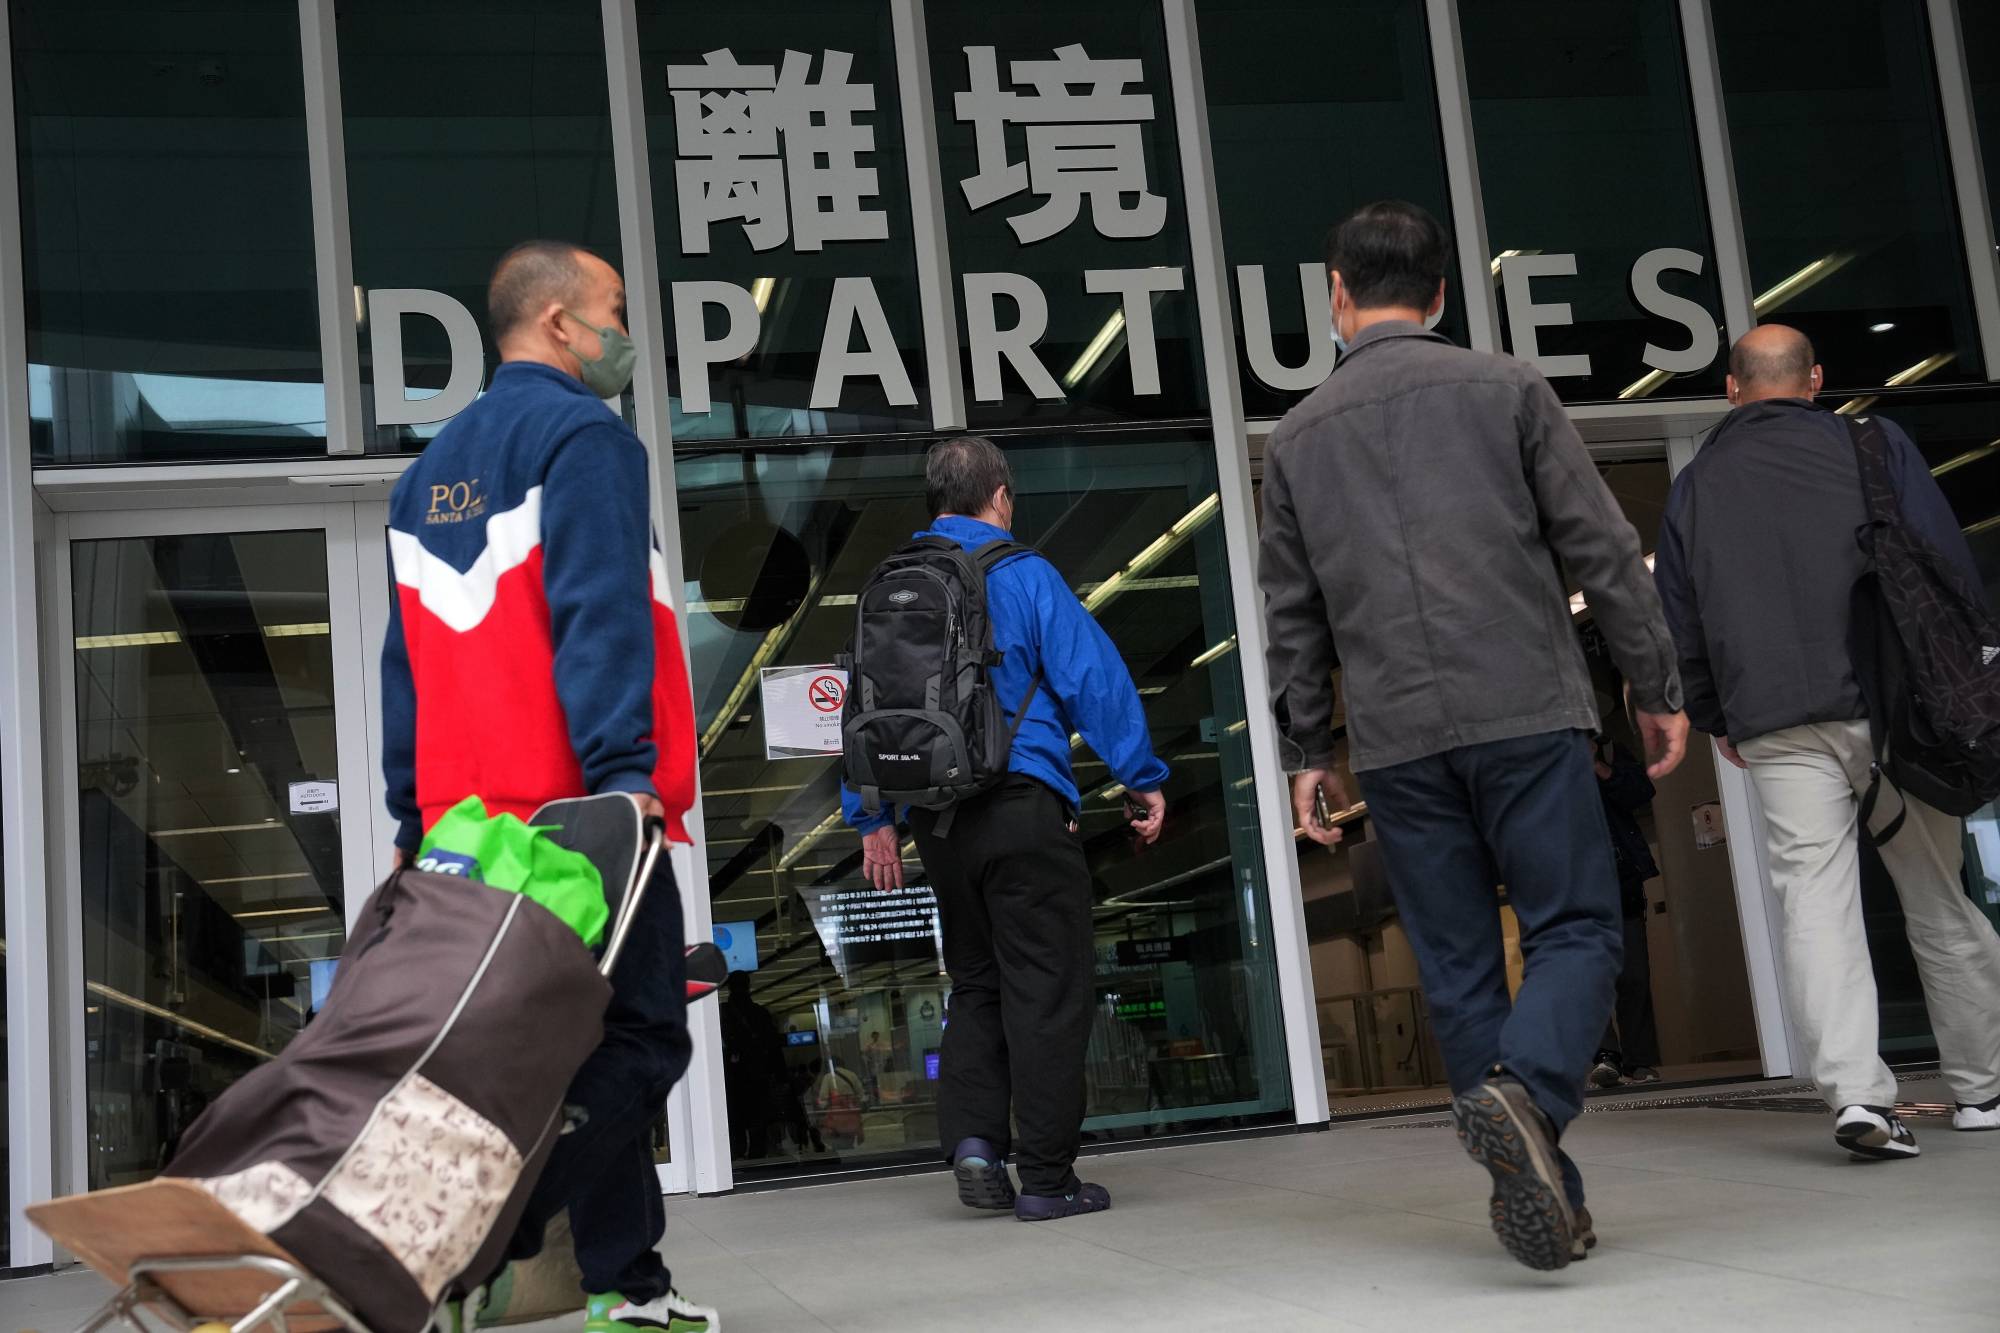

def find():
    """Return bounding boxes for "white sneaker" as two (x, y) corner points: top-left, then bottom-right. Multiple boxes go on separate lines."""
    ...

(1834, 1104), (1920, 1160)
(586, 1287), (720, 1332)
(1953, 1094), (2000, 1131)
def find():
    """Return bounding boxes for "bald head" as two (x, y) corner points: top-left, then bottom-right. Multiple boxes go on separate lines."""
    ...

(1727, 324), (1820, 404)
(487, 239), (627, 382)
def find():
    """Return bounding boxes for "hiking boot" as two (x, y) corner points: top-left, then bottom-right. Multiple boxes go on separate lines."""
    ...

(585, 1288), (718, 1333)
(1015, 1180), (1111, 1221)
(951, 1136), (1016, 1211)
(1834, 1105), (1919, 1161)
(1451, 1073), (1576, 1271)
(1953, 1093), (2000, 1131)
(1587, 1054), (1622, 1090)
(1622, 1066), (1660, 1085)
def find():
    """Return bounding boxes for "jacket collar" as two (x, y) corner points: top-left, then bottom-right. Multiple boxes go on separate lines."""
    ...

(922, 515), (1013, 546)
(1337, 318), (1453, 366)
(492, 359), (596, 397)
(1711, 396), (1834, 442)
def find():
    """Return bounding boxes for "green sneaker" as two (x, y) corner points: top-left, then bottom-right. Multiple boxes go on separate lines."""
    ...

(470, 1264), (514, 1327)
(584, 1287), (720, 1332)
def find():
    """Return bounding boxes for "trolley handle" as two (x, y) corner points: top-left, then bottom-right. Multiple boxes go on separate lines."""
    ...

(599, 817), (666, 978)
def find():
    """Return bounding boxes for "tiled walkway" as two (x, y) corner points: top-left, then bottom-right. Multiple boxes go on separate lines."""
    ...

(7, 1076), (1994, 1332)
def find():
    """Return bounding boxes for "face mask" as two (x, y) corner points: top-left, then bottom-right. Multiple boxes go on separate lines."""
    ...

(561, 309), (637, 399)
(1329, 315), (1350, 357)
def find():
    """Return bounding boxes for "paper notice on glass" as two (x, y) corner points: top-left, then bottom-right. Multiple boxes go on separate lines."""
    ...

(1691, 800), (1726, 849)
(289, 780), (339, 814)
(761, 664), (848, 759)
(797, 882), (944, 983)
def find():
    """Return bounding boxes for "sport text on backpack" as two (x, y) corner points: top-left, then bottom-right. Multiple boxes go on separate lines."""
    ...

(841, 535), (1041, 828)
(1848, 415), (2000, 839)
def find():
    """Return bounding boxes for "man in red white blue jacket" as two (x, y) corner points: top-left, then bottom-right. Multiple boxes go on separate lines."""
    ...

(381, 241), (714, 1333)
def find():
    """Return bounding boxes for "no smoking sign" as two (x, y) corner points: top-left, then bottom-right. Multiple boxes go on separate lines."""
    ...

(760, 664), (850, 759)
(808, 674), (845, 713)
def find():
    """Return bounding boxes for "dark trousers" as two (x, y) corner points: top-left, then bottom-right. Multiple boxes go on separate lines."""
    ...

(1358, 730), (1622, 1210)
(911, 777), (1094, 1197)
(1600, 908), (1662, 1068)
(506, 859), (690, 1302)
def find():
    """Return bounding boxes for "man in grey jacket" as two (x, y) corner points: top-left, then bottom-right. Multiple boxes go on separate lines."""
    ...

(1260, 201), (1688, 1272)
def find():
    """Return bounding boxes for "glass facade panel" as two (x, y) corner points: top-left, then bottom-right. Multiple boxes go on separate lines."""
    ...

(637, 0), (930, 441)
(681, 431), (1289, 1179)
(12, 0), (326, 464)
(1714, 0), (1986, 387)
(1199, 0), (1464, 419)
(927, 0), (1207, 427)
(1464, 0), (1726, 403)
(72, 530), (346, 1187)
(339, 0), (622, 454)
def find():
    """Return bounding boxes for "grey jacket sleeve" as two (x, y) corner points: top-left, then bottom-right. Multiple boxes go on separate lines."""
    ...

(1258, 438), (1340, 771)
(1517, 371), (1685, 715)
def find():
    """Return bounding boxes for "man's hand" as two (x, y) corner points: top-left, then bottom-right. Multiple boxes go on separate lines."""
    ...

(392, 846), (410, 872)
(1127, 790), (1166, 846)
(860, 825), (905, 892)
(1716, 736), (1746, 770)
(629, 791), (666, 824)
(1636, 709), (1690, 780)
(1292, 769), (1349, 847)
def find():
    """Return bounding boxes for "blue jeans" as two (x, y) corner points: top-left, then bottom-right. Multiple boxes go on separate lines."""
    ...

(1358, 730), (1622, 1209)
(507, 858), (690, 1302)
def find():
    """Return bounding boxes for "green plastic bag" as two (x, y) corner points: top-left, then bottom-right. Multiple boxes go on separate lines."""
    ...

(417, 796), (608, 949)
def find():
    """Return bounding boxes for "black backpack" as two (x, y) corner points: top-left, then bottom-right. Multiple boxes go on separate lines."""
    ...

(1847, 414), (2000, 838)
(840, 535), (1041, 822)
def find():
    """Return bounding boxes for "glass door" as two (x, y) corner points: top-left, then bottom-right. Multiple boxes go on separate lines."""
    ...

(54, 503), (383, 1189)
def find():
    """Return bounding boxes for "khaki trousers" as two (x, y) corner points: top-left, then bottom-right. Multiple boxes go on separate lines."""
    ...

(1740, 720), (2000, 1109)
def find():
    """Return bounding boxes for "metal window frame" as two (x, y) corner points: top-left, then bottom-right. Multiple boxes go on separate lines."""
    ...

(1161, 0), (1329, 1127)
(599, 0), (727, 1197)
(1928, 0), (2000, 381)
(1425, 0), (1502, 353)
(299, 0), (367, 455)
(1678, 0), (1756, 345)
(0, 0), (55, 1267)
(891, 0), (967, 431)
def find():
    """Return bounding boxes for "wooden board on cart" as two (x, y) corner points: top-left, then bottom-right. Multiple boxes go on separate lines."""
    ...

(27, 1179), (347, 1331)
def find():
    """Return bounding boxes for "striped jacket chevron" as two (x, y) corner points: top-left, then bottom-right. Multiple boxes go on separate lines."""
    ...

(381, 361), (696, 852)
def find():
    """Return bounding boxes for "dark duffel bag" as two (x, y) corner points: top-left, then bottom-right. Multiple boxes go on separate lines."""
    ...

(163, 795), (666, 1332)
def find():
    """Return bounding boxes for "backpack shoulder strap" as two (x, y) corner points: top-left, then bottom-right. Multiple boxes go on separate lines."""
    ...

(1845, 414), (1896, 524)
(973, 539), (1037, 573)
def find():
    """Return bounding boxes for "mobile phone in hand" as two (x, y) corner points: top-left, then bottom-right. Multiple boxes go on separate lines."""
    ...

(1314, 784), (1333, 831)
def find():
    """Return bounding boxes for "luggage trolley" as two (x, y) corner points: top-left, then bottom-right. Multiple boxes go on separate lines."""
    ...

(30, 795), (681, 1333)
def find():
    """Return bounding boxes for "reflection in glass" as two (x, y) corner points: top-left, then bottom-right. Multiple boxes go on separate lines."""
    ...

(73, 531), (345, 1187)
(1968, 5), (2000, 314)
(1200, 0), (1464, 418)
(680, 431), (1290, 1179)
(1714, 0), (1985, 386)
(13, 1), (326, 463)
(638, 0), (930, 441)
(1464, 0), (1726, 402)
(338, 0), (623, 454)
(928, 1), (1208, 427)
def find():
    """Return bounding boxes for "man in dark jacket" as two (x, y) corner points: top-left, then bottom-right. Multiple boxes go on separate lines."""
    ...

(1260, 201), (1688, 1272)
(1585, 734), (1662, 1088)
(1655, 323), (2000, 1160)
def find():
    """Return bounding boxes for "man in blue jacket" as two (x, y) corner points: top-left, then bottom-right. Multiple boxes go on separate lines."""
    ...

(843, 435), (1168, 1222)
(1655, 323), (2000, 1160)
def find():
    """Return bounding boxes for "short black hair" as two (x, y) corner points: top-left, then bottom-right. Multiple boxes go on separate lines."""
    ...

(1729, 325), (1817, 390)
(487, 240), (596, 343)
(925, 436), (1012, 520)
(1324, 201), (1452, 311)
